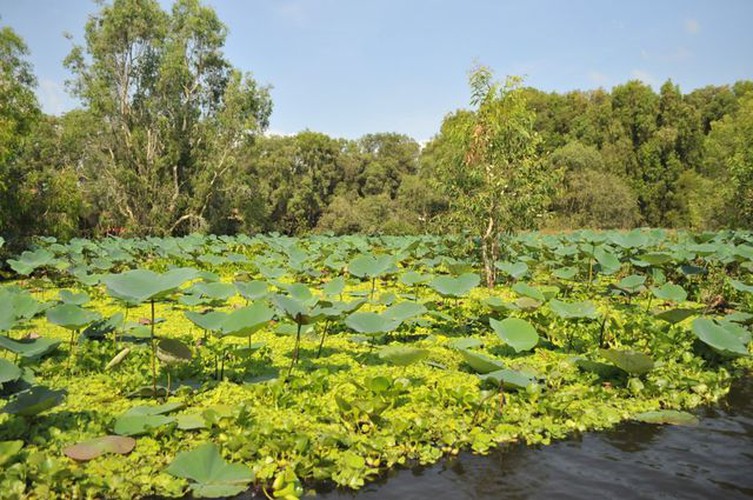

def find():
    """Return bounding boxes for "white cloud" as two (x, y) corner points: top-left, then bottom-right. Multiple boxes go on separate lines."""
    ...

(630, 69), (658, 87)
(684, 18), (700, 34)
(38, 79), (67, 115)
(587, 70), (610, 87)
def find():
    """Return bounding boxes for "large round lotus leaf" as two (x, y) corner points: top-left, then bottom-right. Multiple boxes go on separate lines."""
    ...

(0, 358), (22, 385)
(490, 317), (539, 353)
(449, 337), (484, 350)
(495, 261), (528, 279)
(549, 299), (598, 320)
(348, 254), (395, 279)
(166, 442), (254, 499)
(220, 302), (274, 337)
(322, 276), (346, 297)
(102, 268), (198, 305)
(398, 271), (430, 287)
(185, 310), (227, 333)
(157, 338), (192, 364)
(383, 301), (427, 323)
(729, 279), (753, 294)
(82, 312), (125, 341)
(718, 320), (752, 344)
(650, 283), (687, 303)
(636, 252), (674, 266)
(692, 318), (749, 357)
(188, 282), (236, 301)
(429, 273), (480, 298)
(377, 345), (428, 366)
(270, 295), (323, 325)
(234, 280), (269, 301)
(64, 435), (136, 461)
(58, 289), (90, 306)
(511, 282), (545, 303)
(594, 247), (621, 275)
(599, 349), (654, 375)
(634, 410), (699, 426)
(479, 368), (537, 391)
(2, 386), (66, 416)
(615, 274), (646, 293)
(46, 304), (100, 330)
(0, 335), (61, 359)
(458, 349), (505, 374)
(345, 312), (399, 334)
(552, 266), (578, 280)
(114, 415), (175, 436)
(0, 300), (16, 331)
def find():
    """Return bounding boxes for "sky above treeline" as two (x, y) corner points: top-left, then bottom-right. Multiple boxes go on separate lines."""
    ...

(3, 0), (753, 142)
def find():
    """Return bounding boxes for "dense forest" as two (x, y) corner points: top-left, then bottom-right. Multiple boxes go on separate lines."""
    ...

(1, 0), (752, 253)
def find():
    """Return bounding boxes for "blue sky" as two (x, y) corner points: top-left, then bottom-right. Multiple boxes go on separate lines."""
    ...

(2, 0), (752, 142)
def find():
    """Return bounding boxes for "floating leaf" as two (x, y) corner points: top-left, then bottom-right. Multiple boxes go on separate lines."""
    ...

(489, 317), (538, 353)
(634, 410), (699, 426)
(166, 443), (254, 498)
(599, 349), (654, 375)
(2, 386), (66, 416)
(479, 368), (538, 390)
(63, 436), (136, 461)
(377, 345), (428, 366)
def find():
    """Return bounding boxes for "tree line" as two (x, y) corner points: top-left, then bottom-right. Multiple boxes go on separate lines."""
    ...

(1, 0), (752, 253)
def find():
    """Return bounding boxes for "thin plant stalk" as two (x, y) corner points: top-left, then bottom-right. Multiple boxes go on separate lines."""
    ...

(287, 322), (302, 378)
(150, 299), (157, 397)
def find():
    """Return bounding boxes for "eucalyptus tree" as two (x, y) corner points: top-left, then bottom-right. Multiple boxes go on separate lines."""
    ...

(430, 66), (558, 287)
(64, 0), (272, 236)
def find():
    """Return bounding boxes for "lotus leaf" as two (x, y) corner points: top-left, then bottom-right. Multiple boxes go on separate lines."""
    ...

(495, 261), (528, 279)
(166, 442), (254, 498)
(650, 283), (688, 303)
(345, 311), (400, 334)
(220, 302), (274, 337)
(654, 308), (698, 324)
(429, 273), (480, 298)
(634, 410), (699, 426)
(0, 335), (61, 359)
(489, 317), (539, 353)
(479, 368), (538, 390)
(692, 318), (749, 357)
(102, 268), (199, 305)
(511, 282), (546, 302)
(599, 349), (654, 375)
(63, 435), (136, 461)
(378, 345), (429, 366)
(234, 280), (269, 301)
(185, 310), (228, 333)
(549, 299), (598, 319)
(46, 304), (100, 330)
(157, 338), (192, 364)
(2, 386), (66, 416)
(0, 358), (22, 385)
(383, 301), (427, 323)
(458, 349), (505, 374)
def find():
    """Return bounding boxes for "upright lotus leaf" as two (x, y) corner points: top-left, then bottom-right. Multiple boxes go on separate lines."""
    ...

(166, 442), (255, 498)
(654, 308), (699, 324)
(383, 301), (427, 324)
(511, 282), (546, 303)
(717, 320), (752, 344)
(634, 410), (699, 426)
(449, 337), (484, 350)
(730, 279), (753, 294)
(220, 302), (274, 337)
(458, 349), (505, 374)
(185, 310), (228, 334)
(0, 440), (23, 466)
(692, 318), (749, 357)
(482, 296), (517, 313)
(0, 300), (15, 331)
(614, 274), (646, 295)
(322, 276), (345, 297)
(157, 339), (192, 364)
(46, 304), (100, 330)
(552, 266), (578, 280)
(429, 273), (480, 298)
(58, 289), (90, 306)
(0, 336), (61, 359)
(650, 283), (687, 303)
(270, 295), (322, 325)
(81, 312), (125, 341)
(2, 386), (66, 416)
(0, 358), (22, 385)
(479, 368), (538, 391)
(102, 268), (198, 305)
(345, 311), (400, 335)
(377, 345), (429, 366)
(599, 349), (654, 375)
(398, 271), (430, 287)
(495, 261), (528, 280)
(489, 317), (539, 353)
(348, 254), (395, 279)
(64, 436), (136, 461)
(185, 282), (237, 303)
(549, 299), (598, 320)
(234, 280), (269, 301)
(635, 252), (674, 266)
(282, 283), (315, 303)
(7, 248), (55, 275)
(594, 247), (621, 275)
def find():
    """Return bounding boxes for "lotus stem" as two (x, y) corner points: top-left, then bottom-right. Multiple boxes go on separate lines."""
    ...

(316, 320), (330, 358)
(150, 299), (157, 397)
(287, 322), (302, 378)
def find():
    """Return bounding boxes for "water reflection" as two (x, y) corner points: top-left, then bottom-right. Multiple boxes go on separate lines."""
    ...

(320, 377), (753, 499)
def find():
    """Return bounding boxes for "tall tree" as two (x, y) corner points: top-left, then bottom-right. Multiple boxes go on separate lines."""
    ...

(65, 0), (271, 236)
(431, 67), (558, 287)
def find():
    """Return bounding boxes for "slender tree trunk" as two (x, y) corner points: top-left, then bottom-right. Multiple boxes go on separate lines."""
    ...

(482, 215), (497, 288)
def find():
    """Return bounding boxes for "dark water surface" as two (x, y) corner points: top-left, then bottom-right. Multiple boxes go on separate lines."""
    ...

(319, 377), (753, 499)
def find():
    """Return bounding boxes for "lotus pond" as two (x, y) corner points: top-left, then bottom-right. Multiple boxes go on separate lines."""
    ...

(0, 230), (751, 499)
